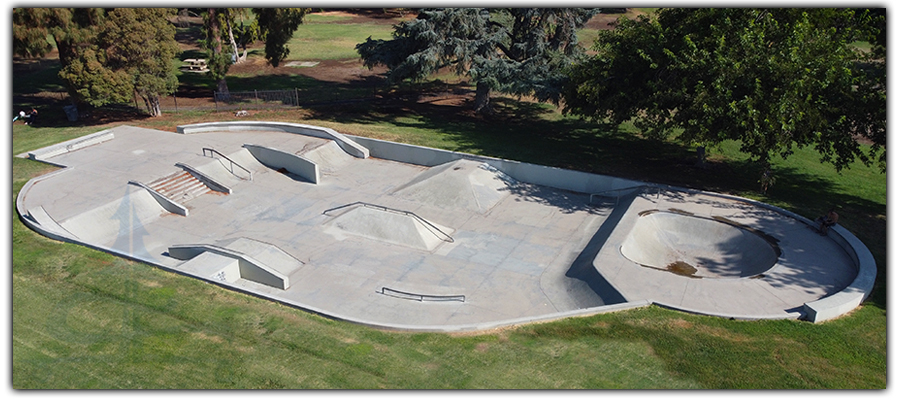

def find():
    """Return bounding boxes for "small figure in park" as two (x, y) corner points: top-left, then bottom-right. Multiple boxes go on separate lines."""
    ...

(759, 164), (774, 195)
(815, 207), (839, 235)
(24, 108), (38, 125)
(14, 110), (25, 122)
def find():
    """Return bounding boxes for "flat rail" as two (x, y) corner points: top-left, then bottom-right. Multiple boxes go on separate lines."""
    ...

(381, 287), (465, 302)
(202, 147), (252, 181)
(322, 201), (454, 243)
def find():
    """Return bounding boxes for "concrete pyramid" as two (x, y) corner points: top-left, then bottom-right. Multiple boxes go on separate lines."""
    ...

(325, 205), (453, 251)
(392, 159), (517, 213)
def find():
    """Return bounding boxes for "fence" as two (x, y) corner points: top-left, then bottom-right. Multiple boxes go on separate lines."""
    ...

(213, 89), (300, 111)
(35, 86), (381, 117)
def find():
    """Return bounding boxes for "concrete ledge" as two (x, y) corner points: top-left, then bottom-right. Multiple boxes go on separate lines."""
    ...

(176, 121), (369, 159)
(175, 162), (232, 193)
(25, 129), (115, 161)
(168, 244), (290, 290)
(346, 134), (643, 194)
(128, 180), (189, 216)
(243, 144), (319, 184)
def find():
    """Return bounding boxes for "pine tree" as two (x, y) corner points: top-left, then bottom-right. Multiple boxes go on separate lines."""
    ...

(99, 8), (180, 116)
(253, 8), (311, 67)
(357, 8), (596, 114)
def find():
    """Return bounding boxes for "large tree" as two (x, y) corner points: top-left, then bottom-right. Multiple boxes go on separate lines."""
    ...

(203, 8), (233, 95)
(563, 8), (886, 172)
(95, 8), (180, 116)
(253, 8), (311, 67)
(356, 8), (597, 114)
(13, 8), (106, 101)
(14, 8), (180, 117)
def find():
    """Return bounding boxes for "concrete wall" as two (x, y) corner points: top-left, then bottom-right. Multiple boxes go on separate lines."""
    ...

(346, 134), (644, 194)
(802, 224), (877, 323)
(243, 144), (320, 184)
(25, 129), (115, 161)
(169, 244), (291, 290)
(176, 121), (369, 159)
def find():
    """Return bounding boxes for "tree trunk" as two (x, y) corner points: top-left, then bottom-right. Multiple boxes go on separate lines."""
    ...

(217, 78), (230, 96)
(148, 95), (162, 117)
(473, 81), (492, 115)
(209, 8), (230, 95)
(225, 10), (242, 64)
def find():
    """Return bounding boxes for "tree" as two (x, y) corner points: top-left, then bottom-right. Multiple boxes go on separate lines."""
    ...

(203, 8), (311, 94)
(14, 8), (180, 117)
(13, 8), (107, 102)
(356, 8), (597, 114)
(253, 8), (311, 67)
(96, 8), (180, 116)
(563, 8), (886, 172)
(203, 8), (232, 95)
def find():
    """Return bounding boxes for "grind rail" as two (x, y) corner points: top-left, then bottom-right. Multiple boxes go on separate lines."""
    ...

(380, 287), (465, 302)
(322, 201), (454, 244)
(202, 147), (253, 181)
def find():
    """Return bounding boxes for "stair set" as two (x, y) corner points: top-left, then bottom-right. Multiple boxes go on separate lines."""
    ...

(147, 171), (212, 205)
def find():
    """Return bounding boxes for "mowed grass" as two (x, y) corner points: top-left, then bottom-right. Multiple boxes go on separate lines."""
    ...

(11, 9), (886, 389)
(284, 15), (399, 62)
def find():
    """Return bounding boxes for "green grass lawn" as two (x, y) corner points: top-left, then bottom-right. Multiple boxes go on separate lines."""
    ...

(284, 19), (398, 62)
(10, 8), (886, 390)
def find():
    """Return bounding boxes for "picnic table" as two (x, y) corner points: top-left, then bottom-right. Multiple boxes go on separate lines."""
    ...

(182, 58), (208, 72)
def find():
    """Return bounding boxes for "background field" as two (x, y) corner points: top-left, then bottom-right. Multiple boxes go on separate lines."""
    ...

(9, 9), (887, 395)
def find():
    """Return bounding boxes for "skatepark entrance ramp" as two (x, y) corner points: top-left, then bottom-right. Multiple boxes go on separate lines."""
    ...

(323, 202), (454, 251)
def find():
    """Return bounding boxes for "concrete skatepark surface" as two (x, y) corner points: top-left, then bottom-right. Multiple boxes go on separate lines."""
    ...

(16, 123), (876, 331)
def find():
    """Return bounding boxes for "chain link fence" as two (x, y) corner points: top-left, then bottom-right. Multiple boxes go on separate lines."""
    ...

(213, 89), (300, 111)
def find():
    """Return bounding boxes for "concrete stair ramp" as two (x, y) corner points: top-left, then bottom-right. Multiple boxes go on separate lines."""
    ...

(147, 171), (211, 204)
(392, 159), (517, 214)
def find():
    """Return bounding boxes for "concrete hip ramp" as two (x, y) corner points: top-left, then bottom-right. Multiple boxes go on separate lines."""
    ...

(620, 210), (779, 278)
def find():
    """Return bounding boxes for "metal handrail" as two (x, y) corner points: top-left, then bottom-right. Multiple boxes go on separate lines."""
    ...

(380, 287), (465, 302)
(322, 201), (454, 243)
(202, 147), (252, 181)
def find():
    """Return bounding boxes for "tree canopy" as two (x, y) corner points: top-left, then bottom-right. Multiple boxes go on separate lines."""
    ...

(357, 8), (597, 114)
(563, 8), (886, 172)
(13, 8), (179, 117)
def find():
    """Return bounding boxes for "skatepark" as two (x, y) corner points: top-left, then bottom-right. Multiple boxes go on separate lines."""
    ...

(16, 122), (876, 331)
